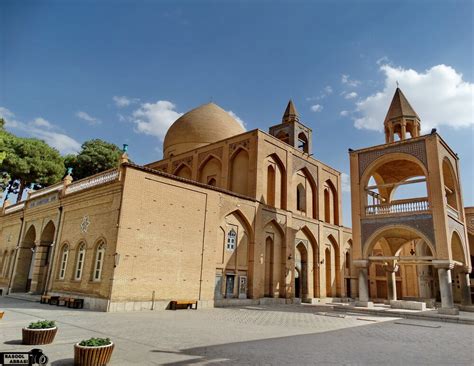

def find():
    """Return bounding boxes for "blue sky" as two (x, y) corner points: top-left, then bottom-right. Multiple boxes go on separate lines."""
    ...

(1, 0), (473, 226)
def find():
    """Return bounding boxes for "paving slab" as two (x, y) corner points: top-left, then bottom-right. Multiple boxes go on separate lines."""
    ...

(0, 297), (472, 365)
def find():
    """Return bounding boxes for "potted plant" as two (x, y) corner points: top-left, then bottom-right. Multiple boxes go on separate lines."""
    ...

(74, 337), (114, 366)
(22, 320), (57, 345)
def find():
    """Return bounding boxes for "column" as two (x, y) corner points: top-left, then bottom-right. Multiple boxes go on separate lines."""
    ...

(401, 122), (407, 140)
(437, 266), (458, 314)
(460, 269), (472, 306)
(385, 263), (399, 301)
(388, 126), (394, 143)
(358, 267), (369, 301)
(354, 260), (373, 307)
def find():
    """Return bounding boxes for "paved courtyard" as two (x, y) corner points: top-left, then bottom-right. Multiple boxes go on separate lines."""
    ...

(0, 297), (473, 365)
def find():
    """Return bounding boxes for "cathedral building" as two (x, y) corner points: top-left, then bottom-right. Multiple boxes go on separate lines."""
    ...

(0, 101), (353, 311)
(349, 88), (472, 313)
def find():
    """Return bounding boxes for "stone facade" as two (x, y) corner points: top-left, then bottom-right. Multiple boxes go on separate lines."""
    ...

(0, 101), (353, 311)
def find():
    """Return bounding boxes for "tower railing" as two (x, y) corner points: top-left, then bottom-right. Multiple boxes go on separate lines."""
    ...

(365, 197), (430, 216)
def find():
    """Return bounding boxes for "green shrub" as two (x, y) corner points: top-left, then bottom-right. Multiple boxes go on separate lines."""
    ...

(79, 337), (111, 347)
(28, 320), (56, 329)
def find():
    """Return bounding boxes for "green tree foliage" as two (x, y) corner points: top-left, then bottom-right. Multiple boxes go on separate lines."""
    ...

(2, 135), (65, 201)
(0, 118), (14, 193)
(64, 139), (121, 180)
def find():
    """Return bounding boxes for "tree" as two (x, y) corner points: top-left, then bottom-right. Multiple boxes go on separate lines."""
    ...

(64, 139), (122, 180)
(0, 118), (14, 193)
(1, 135), (65, 202)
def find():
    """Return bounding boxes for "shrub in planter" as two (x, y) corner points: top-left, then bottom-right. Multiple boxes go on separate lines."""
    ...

(74, 337), (114, 366)
(22, 320), (57, 345)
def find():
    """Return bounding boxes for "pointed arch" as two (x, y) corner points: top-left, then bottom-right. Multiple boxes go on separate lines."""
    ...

(11, 225), (36, 292)
(327, 234), (341, 297)
(451, 230), (466, 264)
(442, 158), (460, 211)
(324, 179), (339, 225)
(173, 163), (192, 180)
(265, 153), (286, 209)
(294, 167), (318, 219)
(40, 221), (55, 244)
(198, 154), (222, 187)
(229, 147), (250, 195)
(296, 225), (319, 298)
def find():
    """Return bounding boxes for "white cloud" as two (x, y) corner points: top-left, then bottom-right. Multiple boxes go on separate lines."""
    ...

(345, 92), (358, 99)
(0, 106), (80, 154)
(131, 100), (183, 140)
(341, 74), (361, 87)
(0, 107), (20, 128)
(310, 104), (323, 112)
(341, 173), (351, 193)
(340, 110), (349, 117)
(117, 113), (126, 122)
(354, 64), (474, 131)
(324, 85), (333, 94)
(306, 85), (333, 102)
(113, 96), (139, 108)
(76, 111), (101, 125)
(227, 110), (246, 129)
(32, 117), (54, 129)
(31, 129), (81, 154)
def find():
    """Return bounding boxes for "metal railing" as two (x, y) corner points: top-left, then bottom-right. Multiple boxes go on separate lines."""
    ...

(366, 197), (430, 216)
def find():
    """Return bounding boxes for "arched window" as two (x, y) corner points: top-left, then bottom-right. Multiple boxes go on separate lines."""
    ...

(267, 165), (276, 206)
(74, 243), (86, 280)
(297, 132), (308, 153)
(226, 229), (237, 251)
(58, 244), (69, 280)
(296, 184), (306, 212)
(93, 242), (106, 281)
(324, 189), (330, 223)
(345, 251), (350, 269)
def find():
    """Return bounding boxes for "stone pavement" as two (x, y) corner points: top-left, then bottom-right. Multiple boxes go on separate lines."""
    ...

(0, 297), (472, 365)
(310, 302), (474, 325)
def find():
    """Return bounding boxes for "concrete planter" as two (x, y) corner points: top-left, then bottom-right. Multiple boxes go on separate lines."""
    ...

(74, 342), (114, 366)
(22, 327), (57, 345)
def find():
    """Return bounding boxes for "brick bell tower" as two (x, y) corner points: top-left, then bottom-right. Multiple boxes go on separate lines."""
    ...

(349, 88), (471, 314)
(269, 100), (312, 154)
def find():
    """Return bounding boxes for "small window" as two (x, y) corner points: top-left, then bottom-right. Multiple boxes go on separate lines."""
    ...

(74, 243), (86, 280)
(207, 177), (217, 186)
(296, 184), (306, 212)
(226, 229), (237, 251)
(59, 245), (69, 280)
(93, 242), (105, 281)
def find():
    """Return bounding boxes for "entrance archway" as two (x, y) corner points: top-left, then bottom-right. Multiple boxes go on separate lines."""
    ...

(264, 236), (274, 297)
(364, 226), (438, 303)
(295, 242), (308, 299)
(11, 225), (36, 292)
(33, 221), (55, 294)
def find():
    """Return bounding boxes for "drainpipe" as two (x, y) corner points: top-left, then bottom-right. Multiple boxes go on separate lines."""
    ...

(43, 206), (64, 295)
(7, 216), (26, 294)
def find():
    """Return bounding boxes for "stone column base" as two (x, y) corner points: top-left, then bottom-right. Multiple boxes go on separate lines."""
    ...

(438, 307), (459, 315)
(355, 301), (374, 308)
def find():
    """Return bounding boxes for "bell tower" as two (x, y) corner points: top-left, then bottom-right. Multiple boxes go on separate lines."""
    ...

(384, 88), (421, 142)
(349, 88), (471, 314)
(269, 100), (312, 154)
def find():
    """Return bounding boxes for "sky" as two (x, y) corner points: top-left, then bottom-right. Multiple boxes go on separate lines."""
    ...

(0, 0), (473, 227)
